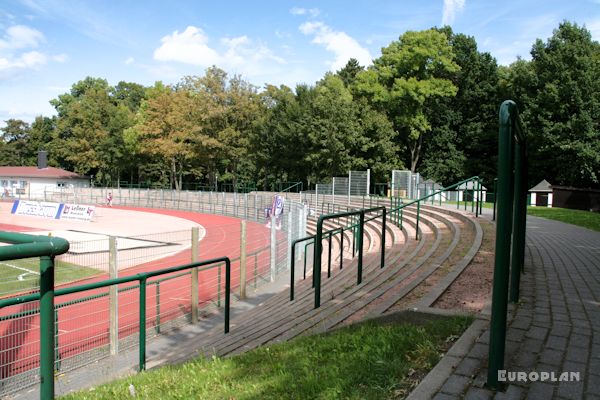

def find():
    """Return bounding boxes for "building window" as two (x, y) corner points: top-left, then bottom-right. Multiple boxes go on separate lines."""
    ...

(57, 182), (66, 188)
(1, 180), (7, 187)
(20, 180), (28, 188)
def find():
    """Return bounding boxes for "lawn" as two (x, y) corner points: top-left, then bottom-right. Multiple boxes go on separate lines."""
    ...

(63, 315), (473, 400)
(0, 259), (100, 297)
(527, 206), (600, 232)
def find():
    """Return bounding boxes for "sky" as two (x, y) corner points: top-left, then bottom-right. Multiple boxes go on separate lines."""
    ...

(1, 0), (600, 124)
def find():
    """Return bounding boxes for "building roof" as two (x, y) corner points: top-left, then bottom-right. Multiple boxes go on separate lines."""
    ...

(0, 166), (87, 180)
(529, 179), (552, 193)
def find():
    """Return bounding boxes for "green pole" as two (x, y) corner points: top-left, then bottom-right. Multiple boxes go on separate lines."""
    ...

(40, 255), (55, 400)
(380, 209), (386, 269)
(415, 201), (420, 240)
(357, 211), (364, 285)
(327, 232), (332, 278)
(488, 101), (517, 389)
(139, 277), (147, 371)
(314, 218), (324, 308)
(155, 282), (161, 333)
(475, 178), (479, 217)
(340, 231), (344, 270)
(224, 259), (230, 334)
(509, 142), (526, 302)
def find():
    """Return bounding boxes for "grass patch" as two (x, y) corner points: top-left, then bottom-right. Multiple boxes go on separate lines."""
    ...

(527, 207), (600, 232)
(64, 315), (472, 400)
(443, 201), (494, 209)
(0, 259), (100, 296)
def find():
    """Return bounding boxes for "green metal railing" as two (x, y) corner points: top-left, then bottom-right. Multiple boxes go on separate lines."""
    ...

(389, 176), (484, 240)
(0, 231), (231, 400)
(487, 100), (527, 390)
(313, 207), (386, 308)
(0, 232), (70, 400)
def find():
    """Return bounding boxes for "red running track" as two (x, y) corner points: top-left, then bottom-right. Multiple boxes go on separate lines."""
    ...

(0, 207), (283, 379)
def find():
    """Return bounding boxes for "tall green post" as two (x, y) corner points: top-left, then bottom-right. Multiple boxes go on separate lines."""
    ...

(488, 100), (525, 389)
(39, 256), (55, 400)
(510, 142), (527, 302)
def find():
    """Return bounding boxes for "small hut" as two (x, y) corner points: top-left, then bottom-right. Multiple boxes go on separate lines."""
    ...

(529, 179), (553, 207)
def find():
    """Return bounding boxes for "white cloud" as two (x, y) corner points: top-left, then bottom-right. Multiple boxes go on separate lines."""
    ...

(299, 21), (372, 70)
(0, 25), (65, 78)
(154, 26), (220, 66)
(585, 18), (600, 41)
(153, 26), (285, 78)
(290, 7), (320, 17)
(0, 25), (45, 49)
(52, 53), (67, 62)
(442, 0), (465, 26)
(125, 56), (135, 65)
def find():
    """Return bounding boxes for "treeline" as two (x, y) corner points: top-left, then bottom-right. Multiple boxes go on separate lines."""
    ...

(1, 22), (599, 190)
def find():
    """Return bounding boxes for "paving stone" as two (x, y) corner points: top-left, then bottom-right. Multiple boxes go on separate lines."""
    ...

(433, 393), (460, 400)
(455, 357), (483, 377)
(550, 324), (570, 337)
(464, 387), (494, 400)
(513, 351), (538, 369)
(585, 373), (600, 396)
(526, 381), (557, 400)
(469, 343), (489, 359)
(522, 338), (544, 353)
(440, 375), (471, 396)
(493, 384), (523, 400)
(525, 326), (549, 341)
(539, 349), (563, 366)
(556, 380), (584, 400)
(545, 335), (567, 351)
(564, 346), (589, 363)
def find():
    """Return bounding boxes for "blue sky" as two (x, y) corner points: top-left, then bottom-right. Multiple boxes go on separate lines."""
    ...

(1, 0), (600, 123)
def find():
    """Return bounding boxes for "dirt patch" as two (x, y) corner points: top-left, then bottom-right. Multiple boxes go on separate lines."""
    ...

(433, 218), (495, 312)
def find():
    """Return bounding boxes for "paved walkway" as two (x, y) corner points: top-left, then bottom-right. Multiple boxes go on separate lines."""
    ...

(410, 215), (600, 399)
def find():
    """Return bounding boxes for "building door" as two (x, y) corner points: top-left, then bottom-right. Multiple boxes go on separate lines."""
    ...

(536, 193), (548, 207)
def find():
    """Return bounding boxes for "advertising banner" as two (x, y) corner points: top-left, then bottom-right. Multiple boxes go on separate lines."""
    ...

(11, 200), (95, 221)
(11, 200), (62, 219)
(60, 203), (95, 221)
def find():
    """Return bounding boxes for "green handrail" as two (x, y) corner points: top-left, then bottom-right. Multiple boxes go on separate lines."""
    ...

(0, 232), (70, 400)
(313, 206), (386, 308)
(487, 100), (527, 390)
(0, 244), (231, 400)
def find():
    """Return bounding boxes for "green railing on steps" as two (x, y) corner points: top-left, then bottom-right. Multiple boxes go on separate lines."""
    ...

(487, 100), (527, 390)
(0, 231), (231, 400)
(289, 175), (485, 312)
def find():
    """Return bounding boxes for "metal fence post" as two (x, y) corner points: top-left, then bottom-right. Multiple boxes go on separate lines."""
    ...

(138, 277), (147, 371)
(109, 236), (118, 355)
(357, 211), (364, 285)
(510, 142), (526, 302)
(39, 255), (55, 400)
(191, 227), (199, 323)
(488, 100), (520, 389)
(270, 215), (276, 282)
(240, 220), (247, 299)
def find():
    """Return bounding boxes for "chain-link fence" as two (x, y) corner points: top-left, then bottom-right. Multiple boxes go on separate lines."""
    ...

(0, 188), (307, 396)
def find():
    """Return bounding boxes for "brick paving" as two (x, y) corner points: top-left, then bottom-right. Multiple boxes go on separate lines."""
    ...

(411, 215), (600, 399)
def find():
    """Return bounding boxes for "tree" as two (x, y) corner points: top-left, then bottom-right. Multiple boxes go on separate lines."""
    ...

(355, 29), (460, 172)
(336, 58), (364, 87)
(507, 22), (600, 187)
(50, 77), (135, 185)
(0, 119), (30, 166)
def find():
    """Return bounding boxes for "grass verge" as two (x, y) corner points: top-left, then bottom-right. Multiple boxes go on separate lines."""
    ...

(527, 207), (600, 232)
(63, 315), (473, 400)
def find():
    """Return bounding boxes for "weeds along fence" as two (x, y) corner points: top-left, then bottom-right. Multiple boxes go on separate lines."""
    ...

(0, 189), (306, 397)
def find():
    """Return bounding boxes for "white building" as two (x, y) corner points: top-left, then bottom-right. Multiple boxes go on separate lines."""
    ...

(0, 166), (90, 199)
(528, 179), (553, 207)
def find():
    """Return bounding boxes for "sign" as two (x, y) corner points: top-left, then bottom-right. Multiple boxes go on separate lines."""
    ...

(11, 200), (62, 219)
(60, 203), (95, 221)
(11, 200), (95, 221)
